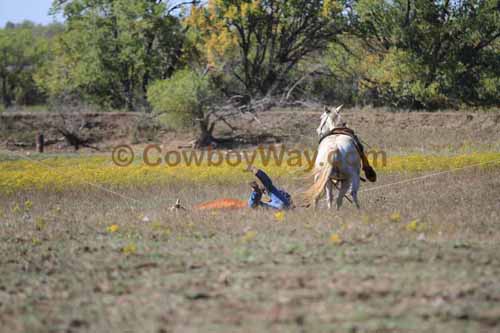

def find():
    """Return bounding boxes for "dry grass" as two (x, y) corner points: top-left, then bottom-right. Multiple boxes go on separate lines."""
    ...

(1, 164), (499, 332)
(1, 108), (500, 332)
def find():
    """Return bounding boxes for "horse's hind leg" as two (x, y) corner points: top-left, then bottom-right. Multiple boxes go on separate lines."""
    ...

(325, 179), (333, 209)
(351, 176), (361, 209)
(336, 180), (350, 210)
(313, 197), (319, 209)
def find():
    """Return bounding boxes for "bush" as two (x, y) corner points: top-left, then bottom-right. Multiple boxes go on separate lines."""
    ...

(147, 69), (211, 128)
(148, 68), (221, 146)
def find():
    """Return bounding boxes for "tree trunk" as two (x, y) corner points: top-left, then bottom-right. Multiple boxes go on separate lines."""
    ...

(1, 75), (11, 107)
(123, 77), (134, 111)
(195, 118), (215, 148)
(193, 104), (216, 148)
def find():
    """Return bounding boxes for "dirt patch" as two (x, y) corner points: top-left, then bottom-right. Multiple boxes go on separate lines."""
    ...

(1, 108), (500, 153)
(233, 109), (500, 152)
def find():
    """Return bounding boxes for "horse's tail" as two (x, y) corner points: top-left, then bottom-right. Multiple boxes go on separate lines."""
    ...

(302, 146), (337, 207)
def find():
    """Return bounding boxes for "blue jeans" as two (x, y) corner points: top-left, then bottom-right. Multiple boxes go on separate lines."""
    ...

(248, 170), (291, 210)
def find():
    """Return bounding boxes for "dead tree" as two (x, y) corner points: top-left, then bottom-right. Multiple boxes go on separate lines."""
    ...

(54, 112), (100, 151)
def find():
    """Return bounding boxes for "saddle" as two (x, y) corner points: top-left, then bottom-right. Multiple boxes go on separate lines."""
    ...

(319, 127), (357, 145)
(319, 127), (377, 182)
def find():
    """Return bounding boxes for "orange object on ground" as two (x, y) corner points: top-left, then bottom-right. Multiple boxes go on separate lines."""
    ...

(194, 198), (247, 210)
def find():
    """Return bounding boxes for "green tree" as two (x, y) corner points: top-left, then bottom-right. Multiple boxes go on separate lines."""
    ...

(0, 21), (55, 107)
(38, 0), (186, 110)
(148, 68), (221, 146)
(186, 0), (347, 97)
(327, 0), (500, 108)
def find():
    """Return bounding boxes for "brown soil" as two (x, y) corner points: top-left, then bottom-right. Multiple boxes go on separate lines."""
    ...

(1, 108), (499, 153)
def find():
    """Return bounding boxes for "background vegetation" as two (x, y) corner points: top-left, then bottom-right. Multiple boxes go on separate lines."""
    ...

(1, 0), (498, 115)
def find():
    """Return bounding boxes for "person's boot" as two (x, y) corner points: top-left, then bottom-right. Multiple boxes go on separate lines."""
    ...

(363, 165), (377, 182)
(361, 154), (377, 182)
(352, 135), (377, 182)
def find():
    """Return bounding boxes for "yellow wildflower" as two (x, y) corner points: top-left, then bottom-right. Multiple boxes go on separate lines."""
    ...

(35, 217), (46, 231)
(406, 220), (424, 231)
(122, 243), (137, 255)
(241, 230), (257, 243)
(329, 233), (343, 245)
(32, 237), (42, 246)
(107, 224), (119, 233)
(0, 152), (499, 194)
(274, 211), (285, 222)
(389, 212), (401, 223)
(11, 203), (21, 214)
(24, 200), (33, 211)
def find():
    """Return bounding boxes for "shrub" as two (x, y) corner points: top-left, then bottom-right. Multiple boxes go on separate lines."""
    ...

(147, 69), (210, 128)
(147, 68), (219, 146)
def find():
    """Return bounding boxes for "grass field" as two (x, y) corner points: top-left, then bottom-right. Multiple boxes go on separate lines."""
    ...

(1, 149), (499, 193)
(1, 144), (500, 332)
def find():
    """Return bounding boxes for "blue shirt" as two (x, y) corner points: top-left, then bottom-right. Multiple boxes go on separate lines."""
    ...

(248, 170), (291, 210)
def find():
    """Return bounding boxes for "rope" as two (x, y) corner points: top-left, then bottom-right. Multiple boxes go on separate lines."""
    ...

(0, 149), (142, 206)
(2, 148), (499, 208)
(360, 158), (500, 193)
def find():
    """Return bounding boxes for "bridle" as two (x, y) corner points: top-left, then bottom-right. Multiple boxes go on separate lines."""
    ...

(318, 105), (345, 141)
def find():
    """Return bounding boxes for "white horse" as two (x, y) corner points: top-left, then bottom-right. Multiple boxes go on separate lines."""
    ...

(303, 105), (361, 209)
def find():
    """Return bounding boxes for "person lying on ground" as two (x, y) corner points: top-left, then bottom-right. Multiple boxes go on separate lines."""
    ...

(246, 166), (292, 210)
